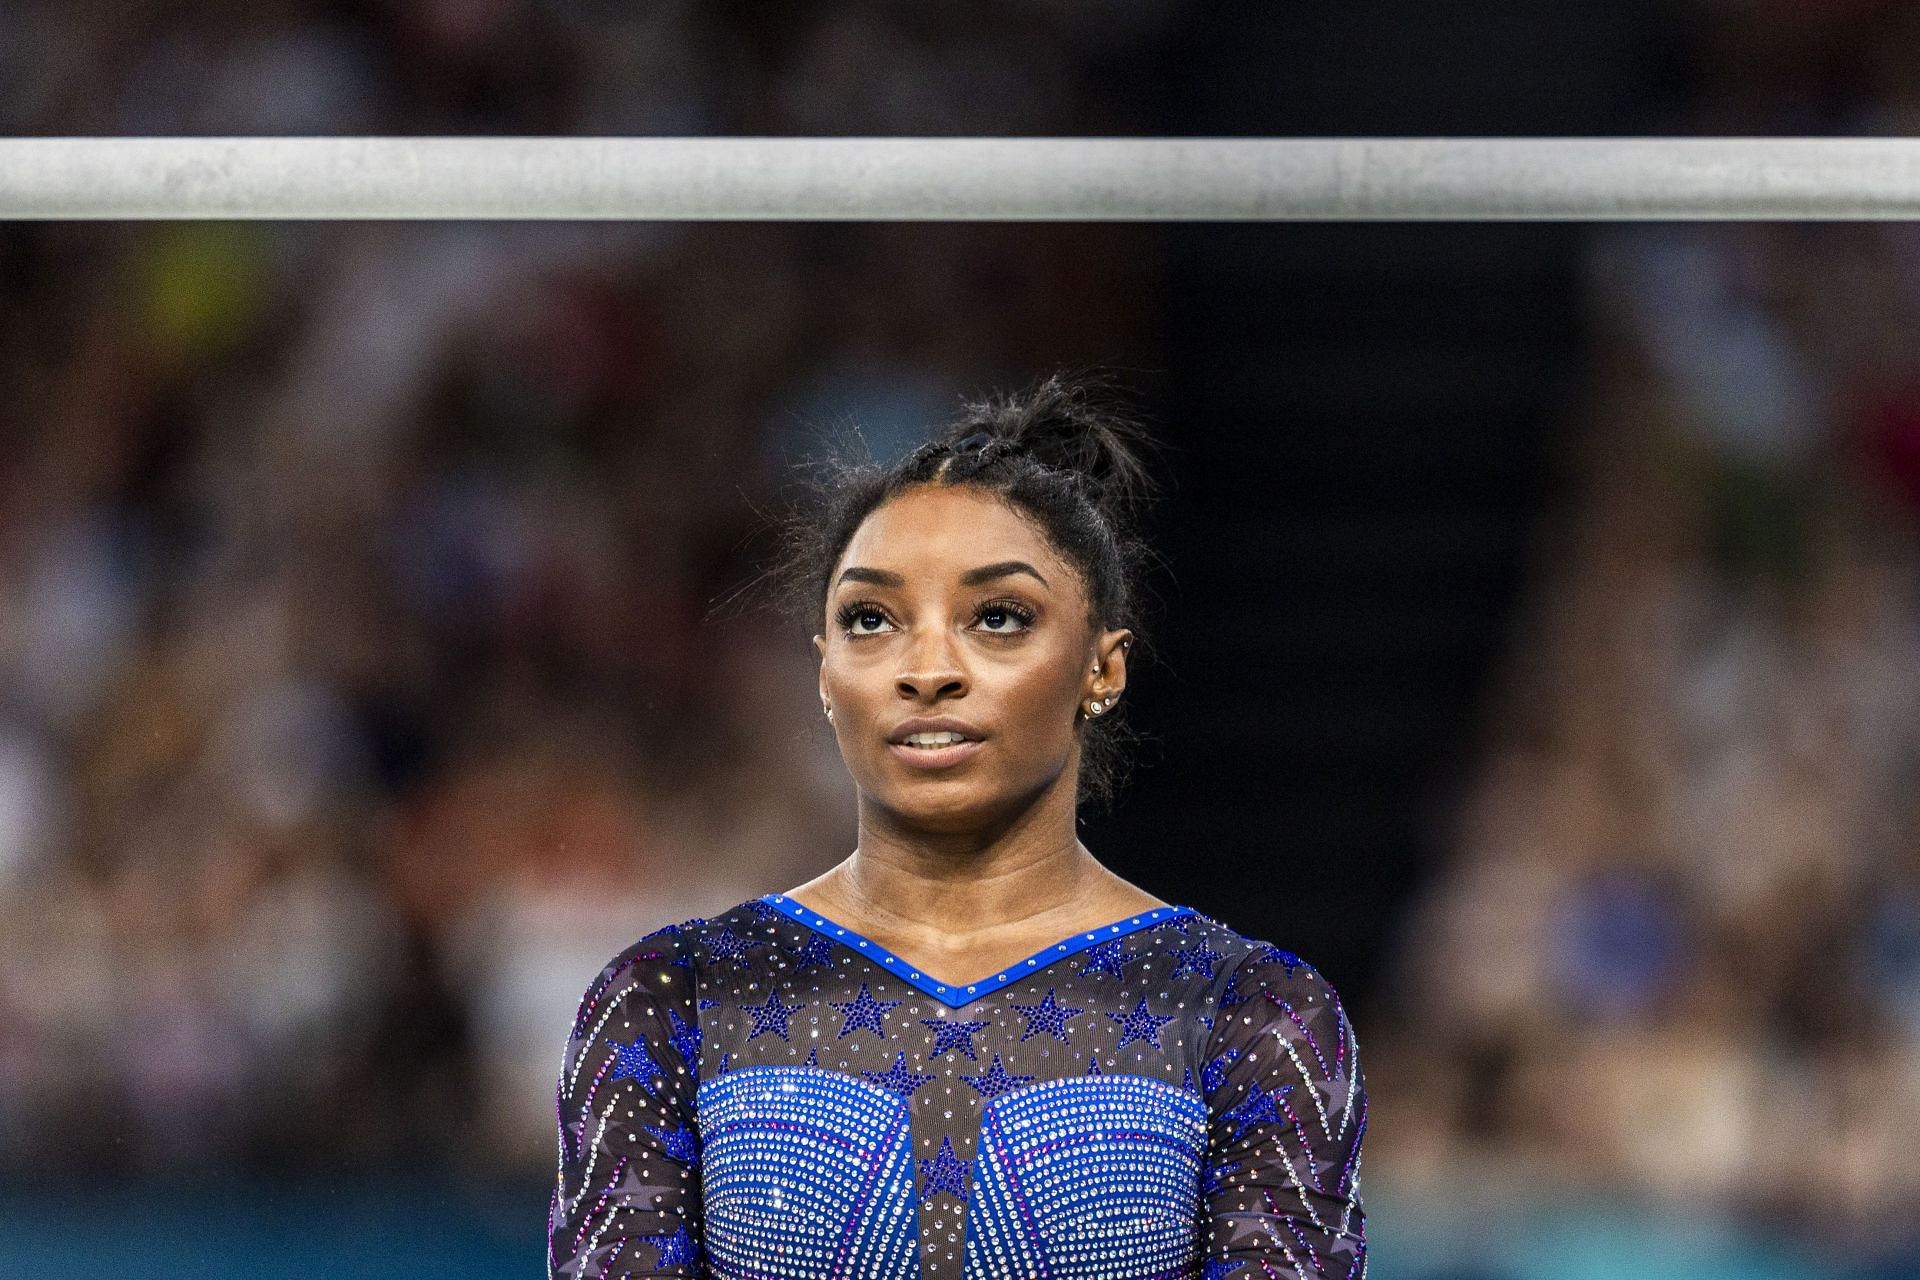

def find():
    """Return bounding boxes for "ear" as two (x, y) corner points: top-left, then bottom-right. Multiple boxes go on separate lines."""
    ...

(813, 633), (828, 702)
(1088, 627), (1132, 700)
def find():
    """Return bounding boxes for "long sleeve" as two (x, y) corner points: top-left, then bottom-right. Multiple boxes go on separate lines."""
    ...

(549, 933), (705, 1279)
(1198, 946), (1367, 1279)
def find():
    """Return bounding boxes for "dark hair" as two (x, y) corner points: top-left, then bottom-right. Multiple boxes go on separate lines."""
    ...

(741, 367), (1170, 813)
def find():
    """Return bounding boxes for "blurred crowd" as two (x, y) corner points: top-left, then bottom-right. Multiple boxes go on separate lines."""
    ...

(1375, 1), (1920, 1257)
(12, 0), (1920, 1263)
(0, 2), (1167, 1175)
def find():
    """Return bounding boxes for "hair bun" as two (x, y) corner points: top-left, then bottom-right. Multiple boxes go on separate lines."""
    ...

(939, 368), (1162, 517)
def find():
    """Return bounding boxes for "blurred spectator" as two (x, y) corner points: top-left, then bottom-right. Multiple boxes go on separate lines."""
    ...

(1376, 6), (1920, 1256)
(0, 3), (1170, 1177)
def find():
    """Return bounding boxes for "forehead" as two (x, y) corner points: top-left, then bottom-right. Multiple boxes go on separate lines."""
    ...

(835, 485), (1069, 586)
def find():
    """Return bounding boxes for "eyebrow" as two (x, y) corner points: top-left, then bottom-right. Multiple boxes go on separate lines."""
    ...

(835, 560), (1050, 590)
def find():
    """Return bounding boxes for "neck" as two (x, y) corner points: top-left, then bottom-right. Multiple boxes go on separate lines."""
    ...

(818, 778), (1113, 940)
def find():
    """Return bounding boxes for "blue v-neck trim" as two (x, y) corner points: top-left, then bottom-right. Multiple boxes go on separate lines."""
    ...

(757, 893), (1197, 1009)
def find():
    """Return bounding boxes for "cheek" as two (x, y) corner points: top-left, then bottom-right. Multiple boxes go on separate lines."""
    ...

(999, 657), (1085, 735)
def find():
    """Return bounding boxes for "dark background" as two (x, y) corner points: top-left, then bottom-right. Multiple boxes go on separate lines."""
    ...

(1113, 0), (1673, 990)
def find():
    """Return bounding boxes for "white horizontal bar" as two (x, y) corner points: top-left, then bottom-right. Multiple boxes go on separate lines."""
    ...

(5, 137), (1920, 221)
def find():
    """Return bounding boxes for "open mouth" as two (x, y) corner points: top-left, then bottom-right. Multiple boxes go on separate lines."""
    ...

(887, 736), (984, 768)
(896, 732), (977, 750)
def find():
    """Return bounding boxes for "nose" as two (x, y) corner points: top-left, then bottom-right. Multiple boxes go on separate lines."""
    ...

(896, 629), (967, 702)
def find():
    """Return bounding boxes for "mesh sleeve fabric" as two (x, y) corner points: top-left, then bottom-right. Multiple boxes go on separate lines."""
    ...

(549, 937), (705, 1279)
(1199, 947), (1368, 1279)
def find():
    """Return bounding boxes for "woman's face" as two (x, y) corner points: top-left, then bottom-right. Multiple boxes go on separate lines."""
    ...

(814, 483), (1131, 830)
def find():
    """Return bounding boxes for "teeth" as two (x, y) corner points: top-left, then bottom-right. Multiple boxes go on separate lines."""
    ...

(902, 732), (969, 747)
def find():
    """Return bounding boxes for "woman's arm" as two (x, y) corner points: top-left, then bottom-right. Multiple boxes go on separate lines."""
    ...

(1199, 948), (1368, 1279)
(549, 938), (705, 1279)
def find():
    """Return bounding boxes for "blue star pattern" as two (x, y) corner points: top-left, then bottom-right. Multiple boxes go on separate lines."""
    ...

(1220, 1078), (1291, 1143)
(921, 1015), (991, 1059)
(1169, 936), (1225, 980)
(705, 926), (759, 966)
(1105, 995), (1176, 1049)
(918, 1134), (973, 1200)
(829, 981), (902, 1037)
(607, 1035), (662, 1090)
(1203, 1046), (1242, 1092)
(1218, 966), (1247, 1008)
(641, 1223), (700, 1270)
(960, 1053), (1037, 1099)
(1009, 987), (1086, 1041)
(863, 1050), (937, 1098)
(744, 987), (800, 1041)
(1078, 938), (1137, 980)
(550, 900), (1366, 1280)
(791, 933), (837, 975)
(667, 1007), (702, 1064)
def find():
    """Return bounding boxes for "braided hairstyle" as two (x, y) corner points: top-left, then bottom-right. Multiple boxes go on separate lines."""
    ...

(752, 367), (1169, 813)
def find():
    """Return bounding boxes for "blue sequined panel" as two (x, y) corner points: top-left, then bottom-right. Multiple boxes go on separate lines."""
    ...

(962, 1074), (1207, 1280)
(698, 1066), (923, 1279)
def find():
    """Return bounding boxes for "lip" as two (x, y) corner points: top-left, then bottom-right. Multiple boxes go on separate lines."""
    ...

(888, 738), (985, 770)
(886, 715), (986, 771)
(886, 716), (986, 744)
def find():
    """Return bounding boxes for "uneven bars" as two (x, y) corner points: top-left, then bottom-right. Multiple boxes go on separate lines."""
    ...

(4, 137), (1920, 221)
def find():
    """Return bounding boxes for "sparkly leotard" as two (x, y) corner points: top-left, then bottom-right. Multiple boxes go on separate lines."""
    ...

(548, 893), (1367, 1280)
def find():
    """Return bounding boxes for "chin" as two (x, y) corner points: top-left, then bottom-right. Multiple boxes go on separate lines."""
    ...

(867, 781), (1003, 829)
